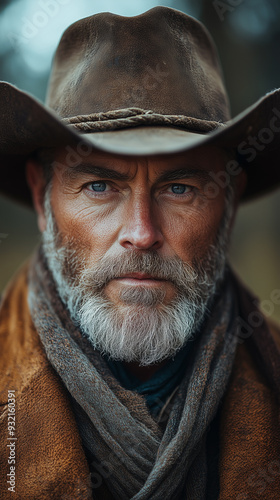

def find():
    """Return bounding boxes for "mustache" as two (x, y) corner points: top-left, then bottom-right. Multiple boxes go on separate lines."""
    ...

(67, 250), (213, 301)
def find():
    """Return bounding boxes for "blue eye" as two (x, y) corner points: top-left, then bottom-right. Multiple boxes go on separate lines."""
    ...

(90, 181), (107, 192)
(171, 184), (188, 194)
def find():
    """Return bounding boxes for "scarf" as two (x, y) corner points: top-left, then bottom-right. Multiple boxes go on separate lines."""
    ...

(27, 248), (240, 500)
(105, 341), (195, 418)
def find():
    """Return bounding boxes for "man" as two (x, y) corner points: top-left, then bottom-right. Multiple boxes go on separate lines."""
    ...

(0, 6), (280, 499)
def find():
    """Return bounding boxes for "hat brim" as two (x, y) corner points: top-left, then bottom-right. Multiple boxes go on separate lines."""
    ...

(1, 81), (280, 207)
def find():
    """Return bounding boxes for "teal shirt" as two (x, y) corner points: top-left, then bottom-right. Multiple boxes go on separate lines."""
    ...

(105, 340), (195, 417)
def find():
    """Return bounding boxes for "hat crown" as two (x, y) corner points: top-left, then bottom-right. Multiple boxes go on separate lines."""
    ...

(46, 6), (231, 123)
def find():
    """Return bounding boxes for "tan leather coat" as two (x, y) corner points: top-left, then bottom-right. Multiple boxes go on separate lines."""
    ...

(0, 267), (280, 499)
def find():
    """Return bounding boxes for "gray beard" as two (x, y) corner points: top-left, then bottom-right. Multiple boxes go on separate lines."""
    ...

(42, 185), (233, 365)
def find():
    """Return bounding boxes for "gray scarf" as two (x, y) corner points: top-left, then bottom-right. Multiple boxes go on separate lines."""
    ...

(28, 249), (239, 500)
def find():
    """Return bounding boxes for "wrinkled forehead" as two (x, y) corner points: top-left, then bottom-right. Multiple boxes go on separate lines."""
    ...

(43, 143), (233, 181)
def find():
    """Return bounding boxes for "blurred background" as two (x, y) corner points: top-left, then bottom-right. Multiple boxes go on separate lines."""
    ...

(1, 0), (280, 321)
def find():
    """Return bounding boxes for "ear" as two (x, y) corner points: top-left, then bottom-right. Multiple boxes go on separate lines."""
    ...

(26, 159), (48, 232)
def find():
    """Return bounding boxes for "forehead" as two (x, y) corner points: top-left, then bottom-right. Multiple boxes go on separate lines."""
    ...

(52, 144), (229, 179)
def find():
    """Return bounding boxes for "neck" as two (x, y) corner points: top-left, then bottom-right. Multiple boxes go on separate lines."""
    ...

(122, 359), (169, 382)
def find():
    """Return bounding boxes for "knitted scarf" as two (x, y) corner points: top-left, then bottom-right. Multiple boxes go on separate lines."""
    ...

(27, 249), (240, 500)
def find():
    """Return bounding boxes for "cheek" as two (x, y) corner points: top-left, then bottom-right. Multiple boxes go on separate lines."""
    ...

(51, 193), (122, 261)
(161, 202), (224, 262)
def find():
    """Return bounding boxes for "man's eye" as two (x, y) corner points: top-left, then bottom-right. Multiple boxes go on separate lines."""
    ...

(168, 184), (191, 194)
(89, 181), (109, 192)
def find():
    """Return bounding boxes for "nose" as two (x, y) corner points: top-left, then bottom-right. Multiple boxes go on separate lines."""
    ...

(118, 195), (163, 251)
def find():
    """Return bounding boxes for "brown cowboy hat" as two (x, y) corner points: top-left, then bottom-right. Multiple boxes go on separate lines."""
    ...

(1, 6), (280, 207)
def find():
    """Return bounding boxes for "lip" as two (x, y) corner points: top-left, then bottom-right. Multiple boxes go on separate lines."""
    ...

(114, 273), (166, 286)
(117, 272), (164, 280)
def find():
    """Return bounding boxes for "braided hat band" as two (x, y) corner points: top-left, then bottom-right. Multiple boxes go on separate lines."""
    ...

(62, 108), (225, 134)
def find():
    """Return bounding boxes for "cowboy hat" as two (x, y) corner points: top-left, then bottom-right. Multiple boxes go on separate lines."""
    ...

(1, 6), (280, 206)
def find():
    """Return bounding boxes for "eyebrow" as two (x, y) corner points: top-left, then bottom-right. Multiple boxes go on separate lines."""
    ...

(64, 163), (131, 181)
(62, 163), (210, 184)
(156, 167), (211, 184)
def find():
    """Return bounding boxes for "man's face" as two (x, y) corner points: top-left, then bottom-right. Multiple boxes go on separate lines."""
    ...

(28, 144), (241, 365)
(49, 146), (228, 298)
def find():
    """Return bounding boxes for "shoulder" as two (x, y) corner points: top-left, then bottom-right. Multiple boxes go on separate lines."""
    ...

(0, 263), (47, 399)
